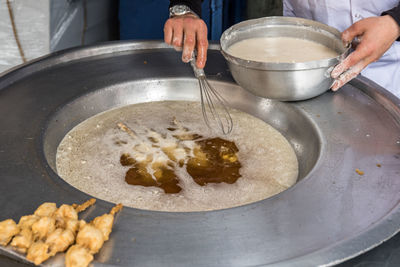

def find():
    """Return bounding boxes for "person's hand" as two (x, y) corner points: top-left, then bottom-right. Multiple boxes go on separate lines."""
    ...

(164, 14), (208, 69)
(331, 15), (400, 91)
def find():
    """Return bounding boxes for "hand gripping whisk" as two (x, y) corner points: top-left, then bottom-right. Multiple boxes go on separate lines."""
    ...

(190, 56), (233, 135)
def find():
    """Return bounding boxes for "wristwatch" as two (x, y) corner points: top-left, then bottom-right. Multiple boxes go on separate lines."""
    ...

(169, 5), (199, 18)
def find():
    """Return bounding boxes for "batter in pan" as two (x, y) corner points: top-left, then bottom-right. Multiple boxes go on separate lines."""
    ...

(56, 101), (298, 212)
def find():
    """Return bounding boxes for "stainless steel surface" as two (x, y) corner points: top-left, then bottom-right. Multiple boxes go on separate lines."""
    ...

(220, 16), (348, 101)
(0, 41), (400, 267)
(190, 54), (233, 134)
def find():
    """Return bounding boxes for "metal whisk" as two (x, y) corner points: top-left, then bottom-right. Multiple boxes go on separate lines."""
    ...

(190, 56), (233, 135)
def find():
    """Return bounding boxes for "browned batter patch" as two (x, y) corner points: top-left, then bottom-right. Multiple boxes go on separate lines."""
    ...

(120, 136), (241, 193)
(121, 153), (181, 194)
(187, 138), (241, 186)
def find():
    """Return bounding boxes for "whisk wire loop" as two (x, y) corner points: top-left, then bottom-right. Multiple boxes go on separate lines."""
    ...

(190, 57), (233, 135)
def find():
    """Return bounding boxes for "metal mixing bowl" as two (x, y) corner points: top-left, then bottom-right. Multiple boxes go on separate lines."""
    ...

(220, 16), (348, 101)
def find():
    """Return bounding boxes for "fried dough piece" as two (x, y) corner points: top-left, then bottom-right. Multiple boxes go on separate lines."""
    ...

(76, 222), (104, 254)
(31, 217), (56, 241)
(18, 215), (39, 229)
(10, 228), (33, 253)
(65, 244), (93, 267)
(92, 204), (123, 241)
(53, 204), (78, 229)
(66, 219), (79, 234)
(10, 215), (38, 253)
(45, 228), (75, 255)
(0, 219), (20, 246)
(91, 214), (114, 241)
(34, 203), (57, 218)
(72, 198), (96, 213)
(66, 204), (123, 267)
(42, 200), (96, 256)
(26, 241), (51, 265)
(109, 203), (123, 216)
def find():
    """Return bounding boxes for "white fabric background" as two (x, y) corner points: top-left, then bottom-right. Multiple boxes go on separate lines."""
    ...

(283, 0), (400, 97)
(0, 0), (50, 73)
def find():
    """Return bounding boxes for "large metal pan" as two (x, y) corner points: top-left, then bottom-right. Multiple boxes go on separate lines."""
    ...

(0, 41), (399, 266)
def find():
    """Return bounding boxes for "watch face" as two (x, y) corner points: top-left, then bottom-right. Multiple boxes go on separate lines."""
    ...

(171, 5), (191, 16)
(175, 6), (186, 14)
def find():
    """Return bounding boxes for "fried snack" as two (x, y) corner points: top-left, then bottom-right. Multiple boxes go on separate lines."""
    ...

(53, 204), (79, 229)
(31, 216), (56, 241)
(65, 219), (79, 234)
(28, 199), (97, 265)
(66, 203), (123, 267)
(73, 198), (96, 213)
(109, 203), (123, 216)
(34, 202), (57, 217)
(45, 228), (75, 255)
(10, 215), (39, 254)
(0, 219), (19, 246)
(18, 215), (39, 229)
(65, 244), (93, 267)
(26, 241), (51, 265)
(1, 199), (121, 267)
(92, 203), (123, 241)
(92, 214), (114, 241)
(75, 204), (123, 253)
(10, 228), (33, 253)
(75, 222), (104, 254)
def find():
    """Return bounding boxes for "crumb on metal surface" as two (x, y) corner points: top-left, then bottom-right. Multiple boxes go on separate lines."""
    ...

(355, 169), (364, 175)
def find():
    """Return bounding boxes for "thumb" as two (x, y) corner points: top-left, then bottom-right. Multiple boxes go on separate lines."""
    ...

(342, 21), (366, 44)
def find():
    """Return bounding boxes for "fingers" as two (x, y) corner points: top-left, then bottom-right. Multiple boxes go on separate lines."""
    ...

(331, 16), (399, 91)
(182, 30), (196, 63)
(164, 18), (184, 50)
(195, 22), (208, 68)
(331, 60), (365, 91)
(331, 30), (379, 90)
(172, 23), (183, 49)
(331, 69), (359, 91)
(196, 41), (208, 69)
(163, 15), (209, 68)
(331, 43), (370, 79)
(341, 21), (366, 44)
(163, 19), (173, 45)
(331, 51), (369, 91)
(331, 22), (372, 84)
(330, 26), (372, 89)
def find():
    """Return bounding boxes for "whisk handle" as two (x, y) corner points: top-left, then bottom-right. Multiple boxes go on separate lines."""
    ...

(190, 56), (205, 78)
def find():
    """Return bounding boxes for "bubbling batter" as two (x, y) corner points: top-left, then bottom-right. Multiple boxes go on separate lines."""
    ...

(56, 101), (298, 212)
(227, 36), (339, 63)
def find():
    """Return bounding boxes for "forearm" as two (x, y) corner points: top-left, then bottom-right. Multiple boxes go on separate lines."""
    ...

(382, 3), (400, 41)
(169, 0), (202, 17)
